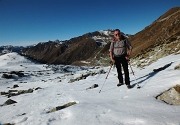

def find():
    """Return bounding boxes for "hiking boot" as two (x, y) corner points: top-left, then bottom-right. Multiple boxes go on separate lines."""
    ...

(126, 84), (132, 89)
(117, 83), (123, 87)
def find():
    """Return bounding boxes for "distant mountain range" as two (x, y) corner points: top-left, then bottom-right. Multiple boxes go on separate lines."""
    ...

(21, 30), (116, 65)
(1, 7), (180, 67)
(0, 46), (24, 55)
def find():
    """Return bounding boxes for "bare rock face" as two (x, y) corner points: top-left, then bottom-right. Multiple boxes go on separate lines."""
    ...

(174, 84), (180, 93)
(86, 84), (99, 90)
(156, 85), (180, 105)
(2, 71), (25, 79)
(47, 101), (77, 113)
(174, 63), (180, 70)
(0, 88), (34, 98)
(3, 99), (17, 106)
(2, 123), (15, 125)
(2, 74), (13, 79)
(68, 69), (105, 83)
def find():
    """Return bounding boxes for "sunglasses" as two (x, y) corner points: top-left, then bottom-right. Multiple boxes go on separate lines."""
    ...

(115, 33), (121, 36)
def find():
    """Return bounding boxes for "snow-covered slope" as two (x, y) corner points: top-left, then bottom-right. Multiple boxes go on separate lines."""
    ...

(0, 52), (180, 125)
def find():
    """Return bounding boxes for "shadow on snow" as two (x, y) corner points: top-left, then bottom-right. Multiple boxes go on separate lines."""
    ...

(101, 62), (173, 92)
(131, 62), (174, 88)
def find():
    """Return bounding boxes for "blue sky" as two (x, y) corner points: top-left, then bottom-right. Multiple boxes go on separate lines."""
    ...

(0, 0), (180, 46)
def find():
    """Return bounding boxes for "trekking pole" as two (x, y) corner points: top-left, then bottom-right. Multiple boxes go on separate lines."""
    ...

(99, 64), (113, 93)
(128, 61), (141, 89)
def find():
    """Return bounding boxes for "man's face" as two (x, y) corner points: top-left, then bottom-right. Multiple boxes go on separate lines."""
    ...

(114, 31), (121, 40)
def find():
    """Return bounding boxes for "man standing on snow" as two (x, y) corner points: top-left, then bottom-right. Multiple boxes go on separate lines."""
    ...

(109, 29), (132, 89)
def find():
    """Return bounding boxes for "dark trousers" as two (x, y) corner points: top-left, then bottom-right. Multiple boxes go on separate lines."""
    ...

(114, 56), (130, 85)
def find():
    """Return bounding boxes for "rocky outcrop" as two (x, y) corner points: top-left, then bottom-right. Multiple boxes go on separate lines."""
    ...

(9, 89), (33, 98)
(2, 71), (25, 79)
(2, 74), (13, 79)
(174, 63), (180, 70)
(68, 69), (105, 83)
(86, 84), (99, 90)
(156, 85), (180, 105)
(2, 123), (15, 125)
(13, 84), (19, 88)
(3, 99), (17, 106)
(0, 88), (40, 98)
(47, 101), (77, 113)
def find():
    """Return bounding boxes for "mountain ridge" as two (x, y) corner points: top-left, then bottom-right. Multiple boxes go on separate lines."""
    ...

(1, 7), (180, 67)
(128, 7), (180, 67)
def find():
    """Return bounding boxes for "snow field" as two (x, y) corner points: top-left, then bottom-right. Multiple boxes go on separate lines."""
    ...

(0, 53), (180, 125)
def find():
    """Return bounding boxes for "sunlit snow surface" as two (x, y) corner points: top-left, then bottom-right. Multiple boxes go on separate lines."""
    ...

(0, 52), (180, 125)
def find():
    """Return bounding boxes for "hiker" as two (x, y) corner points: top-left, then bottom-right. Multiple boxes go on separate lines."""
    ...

(109, 29), (133, 89)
